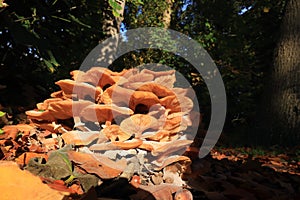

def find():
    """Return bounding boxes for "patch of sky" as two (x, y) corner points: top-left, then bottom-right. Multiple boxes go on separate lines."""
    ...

(238, 5), (253, 15)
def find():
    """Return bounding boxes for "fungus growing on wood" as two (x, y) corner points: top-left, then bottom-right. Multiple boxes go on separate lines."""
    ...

(24, 66), (199, 198)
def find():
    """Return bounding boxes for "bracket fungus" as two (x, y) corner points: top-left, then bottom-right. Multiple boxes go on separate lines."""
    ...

(23, 66), (200, 198)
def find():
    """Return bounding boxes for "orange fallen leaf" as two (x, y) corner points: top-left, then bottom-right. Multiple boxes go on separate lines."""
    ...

(0, 161), (65, 200)
(137, 183), (181, 200)
(15, 152), (48, 166)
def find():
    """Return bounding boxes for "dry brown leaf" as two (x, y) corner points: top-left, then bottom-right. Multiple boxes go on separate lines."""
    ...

(0, 161), (65, 200)
(137, 183), (181, 200)
(1, 124), (33, 139)
(15, 152), (48, 166)
(68, 151), (126, 179)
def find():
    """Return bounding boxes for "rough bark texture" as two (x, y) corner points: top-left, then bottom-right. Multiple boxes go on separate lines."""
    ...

(101, 0), (125, 37)
(162, 0), (173, 28)
(98, 0), (126, 65)
(264, 0), (300, 145)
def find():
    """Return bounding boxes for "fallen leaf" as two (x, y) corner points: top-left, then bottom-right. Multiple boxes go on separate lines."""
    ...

(15, 152), (48, 166)
(0, 161), (65, 199)
(135, 183), (181, 200)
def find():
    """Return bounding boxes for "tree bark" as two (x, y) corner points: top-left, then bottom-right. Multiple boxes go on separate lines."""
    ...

(263, 0), (300, 145)
(101, 0), (126, 37)
(97, 0), (126, 65)
(162, 0), (173, 28)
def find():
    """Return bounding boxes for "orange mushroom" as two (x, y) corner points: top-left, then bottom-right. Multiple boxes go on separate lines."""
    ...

(135, 83), (175, 98)
(80, 104), (134, 123)
(140, 69), (175, 78)
(75, 67), (117, 88)
(55, 79), (102, 100)
(101, 124), (132, 142)
(119, 114), (158, 137)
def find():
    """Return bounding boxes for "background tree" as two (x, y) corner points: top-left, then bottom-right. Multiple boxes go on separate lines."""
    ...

(0, 0), (293, 146)
(258, 0), (300, 145)
(0, 0), (103, 107)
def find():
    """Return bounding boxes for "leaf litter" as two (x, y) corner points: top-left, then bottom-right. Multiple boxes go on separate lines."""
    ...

(0, 67), (299, 199)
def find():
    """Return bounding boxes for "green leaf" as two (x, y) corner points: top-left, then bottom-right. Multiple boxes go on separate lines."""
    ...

(51, 15), (71, 23)
(43, 59), (55, 73)
(0, 129), (4, 135)
(47, 50), (60, 67)
(0, 111), (5, 117)
(68, 14), (91, 28)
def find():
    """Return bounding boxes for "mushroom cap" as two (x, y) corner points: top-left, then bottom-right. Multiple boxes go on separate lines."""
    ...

(74, 67), (117, 88)
(119, 114), (158, 137)
(56, 79), (102, 100)
(80, 104), (134, 123)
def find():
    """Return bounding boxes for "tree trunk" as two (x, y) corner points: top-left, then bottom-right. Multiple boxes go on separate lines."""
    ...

(101, 0), (126, 37)
(263, 0), (300, 145)
(97, 0), (126, 65)
(162, 0), (173, 28)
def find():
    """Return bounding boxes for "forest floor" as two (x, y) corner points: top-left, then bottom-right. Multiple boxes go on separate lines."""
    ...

(0, 106), (300, 200)
(186, 146), (300, 199)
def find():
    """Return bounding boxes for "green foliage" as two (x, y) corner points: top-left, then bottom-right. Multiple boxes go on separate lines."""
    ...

(108, 0), (123, 17)
(117, 0), (286, 135)
(0, 0), (288, 143)
(0, 0), (104, 105)
(0, 111), (5, 117)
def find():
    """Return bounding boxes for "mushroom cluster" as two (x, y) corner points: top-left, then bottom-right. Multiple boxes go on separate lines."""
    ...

(26, 67), (200, 187)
